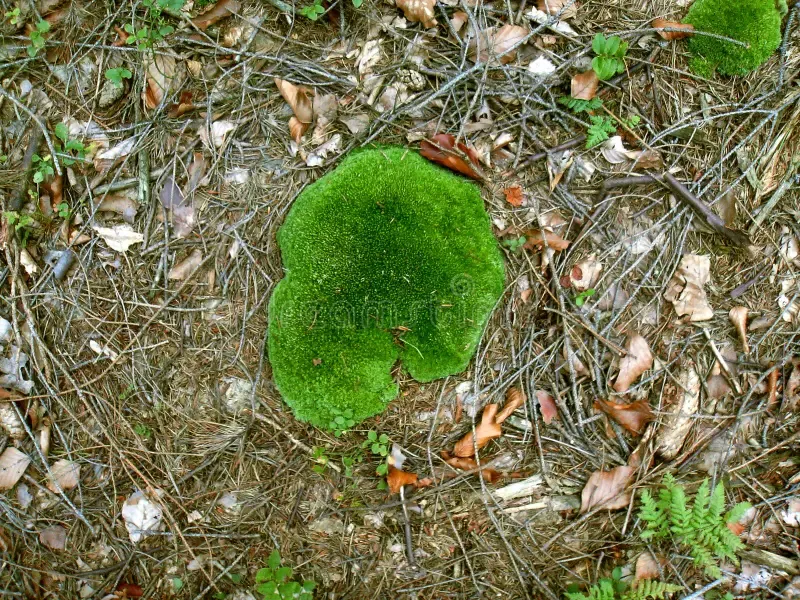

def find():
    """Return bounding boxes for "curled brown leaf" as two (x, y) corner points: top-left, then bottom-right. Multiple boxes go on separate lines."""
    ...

(593, 399), (654, 436)
(274, 78), (314, 124)
(538, 0), (578, 19)
(453, 403), (501, 457)
(535, 390), (558, 424)
(387, 465), (418, 494)
(580, 465), (633, 513)
(396, 0), (437, 28)
(651, 18), (694, 41)
(420, 133), (482, 179)
(523, 229), (570, 251)
(613, 334), (653, 393)
(191, 0), (241, 31)
(503, 185), (524, 207)
(496, 387), (525, 424)
(570, 70), (599, 101)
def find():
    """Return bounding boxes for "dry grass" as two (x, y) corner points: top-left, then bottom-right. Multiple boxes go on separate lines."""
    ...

(0, 0), (799, 599)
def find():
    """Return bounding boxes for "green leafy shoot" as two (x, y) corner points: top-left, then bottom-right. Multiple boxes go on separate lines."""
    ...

(255, 550), (315, 600)
(591, 34), (628, 81)
(639, 474), (751, 578)
(574, 288), (596, 307)
(133, 423), (153, 440)
(586, 116), (617, 148)
(328, 407), (355, 437)
(3, 211), (34, 232)
(28, 19), (50, 58)
(105, 67), (133, 88)
(352, 0), (364, 6)
(31, 154), (54, 183)
(53, 123), (85, 166)
(5, 7), (20, 25)
(558, 96), (603, 114)
(57, 202), (70, 219)
(299, 0), (325, 20)
(503, 236), (527, 254)
(311, 446), (329, 474)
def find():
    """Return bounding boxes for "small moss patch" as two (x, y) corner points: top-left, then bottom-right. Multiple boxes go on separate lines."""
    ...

(683, 0), (782, 76)
(268, 148), (505, 428)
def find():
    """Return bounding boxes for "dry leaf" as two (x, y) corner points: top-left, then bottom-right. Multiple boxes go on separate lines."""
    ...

(538, 0), (578, 19)
(651, 18), (694, 41)
(420, 133), (482, 179)
(503, 185), (524, 207)
(93, 224), (144, 253)
(547, 149), (573, 190)
(143, 53), (183, 110)
(191, 0), (240, 30)
(340, 114), (369, 135)
(613, 334), (653, 393)
(47, 459), (79, 492)
(486, 25), (529, 64)
(199, 120), (237, 149)
(580, 465), (633, 513)
(664, 254), (714, 321)
(634, 552), (662, 582)
(450, 11), (467, 33)
(535, 390), (558, 424)
(39, 525), (67, 550)
(454, 403), (502, 457)
(396, 0), (437, 28)
(387, 465), (418, 493)
(594, 399), (654, 436)
(168, 249), (204, 280)
(528, 55), (557, 76)
(496, 387), (525, 423)
(122, 490), (164, 543)
(655, 362), (701, 460)
(569, 254), (602, 292)
(274, 78), (313, 124)
(601, 136), (642, 164)
(570, 70), (598, 101)
(634, 149), (664, 170)
(524, 229), (570, 251)
(0, 447), (31, 490)
(442, 453), (504, 482)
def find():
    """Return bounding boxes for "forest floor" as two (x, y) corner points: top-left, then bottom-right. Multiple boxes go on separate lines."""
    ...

(0, 0), (799, 599)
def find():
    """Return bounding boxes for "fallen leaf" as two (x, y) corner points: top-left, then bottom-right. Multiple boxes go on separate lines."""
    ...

(634, 149), (664, 170)
(274, 78), (313, 124)
(396, 0), (437, 28)
(93, 224), (144, 253)
(706, 374), (732, 400)
(143, 53), (183, 110)
(664, 254), (714, 321)
(289, 116), (308, 143)
(523, 229), (570, 251)
(306, 134), (341, 167)
(503, 185), (524, 207)
(47, 459), (79, 492)
(580, 465), (633, 513)
(651, 18), (694, 41)
(569, 254), (602, 292)
(450, 11), (467, 33)
(601, 136), (642, 164)
(340, 113), (370, 135)
(115, 583), (144, 598)
(471, 24), (528, 65)
(94, 137), (137, 171)
(528, 55), (557, 76)
(313, 93), (338, 123)
(496, 387), (525, 423)
(0, 447), (31, 490)
(655, 362), (701, 460)
(594, 399), (654, 436)
(199, 120), (237, 149)
(387, 465), (418, 493)
(166, 90), (196, 118)
(420, 133), (482, 179)
(634, 551), (662, 582)
(570, 70), (599, 101)
(185, 152), (206, 194)
(538, 0), (578, 19)
(20, 249), (38, 276)
(442, 453), (504, 482)
(168, 249), (203, 280)
(454, 403), (502, 457)
(613, 334), (653, 393)
(535, 390), (558, 424)
(191, 0), (240, 30)
(39, 525), (67, 550)
(546, 149), (573, 190)
(122, 490), (164, 544)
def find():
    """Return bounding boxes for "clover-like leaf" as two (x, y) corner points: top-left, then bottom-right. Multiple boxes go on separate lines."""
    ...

(268, 149), (504, 429)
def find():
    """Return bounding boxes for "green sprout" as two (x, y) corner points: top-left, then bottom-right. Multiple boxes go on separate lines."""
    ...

(503, 235), (527, 254)
(105, 67), (133, 88)
(328, 407), (356, 437)
(5, 7), (20, 25)
(574, 288), (596, 307)
(255, 550), (315, 600)
(591, 34), (628, 81)
(299, 0), (325, 20)
(586, 116), (617, 148)
(558, 96), (603, 114)
(28, 20), (50, 58)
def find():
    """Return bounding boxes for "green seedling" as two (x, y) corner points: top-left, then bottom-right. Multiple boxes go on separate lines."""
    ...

(558, 96), (603, 114)
(328, 407), (355, 437)
(31, 154), (54, 183)
(311, 446), (329, 474)
(255, 550), (315, 600)
(591, 34), (628, 81)
(133, 423), (153, 440)
(574, 288), (596, 307)
(105, 67), (133, 88)
(299, 0), (325, 20)
(5, 7), (20, 25)
(3, 211), (34, 232)
(503, 236), (527, 254)
(54, 122), (86, 167)
(28, 20), (50, 58)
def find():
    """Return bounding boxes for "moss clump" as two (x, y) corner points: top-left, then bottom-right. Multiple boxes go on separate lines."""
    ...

(683, 0), (782, 76)
(268, 148), (505, 429)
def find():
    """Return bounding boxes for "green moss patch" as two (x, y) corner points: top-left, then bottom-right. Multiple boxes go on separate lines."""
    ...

(268, 148), (505, 429)
(683, 0), (782, 76)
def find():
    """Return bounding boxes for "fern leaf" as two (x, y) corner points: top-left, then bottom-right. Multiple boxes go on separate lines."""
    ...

(586, 116), (616, 149)
(725, 501), (751, 524)
(708, 481), (726, 523)
(566, 579), (616, 600)
(624, 579), (682, 600)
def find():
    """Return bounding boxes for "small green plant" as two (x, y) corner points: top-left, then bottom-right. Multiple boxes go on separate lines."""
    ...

(586, 116), (617, 148)
(57, 202), (70, 219)
(3, 211), (34, 232)
(255, 550), (315, 600)
(105, 67), (133, 88)
(683, 0), (782, 76)
(503, 236), (527, 254)
(28, 20), (50, 58)
(328, 407), (355, 437)
(54, 123), (86, 167)
(574, 288), (596, 307)
(639, 474), (751, 578)
(299, 0), (325, 20)
(565, 574), (680, 600)
(559, 96), (603, 114)
(311, 445), (329, 474)
(591, 34), (628, 81)
(5, 7), (20, 25)
(133, 423), (153, 440)
(352, 0), (363, 7)
(31, 153), (54, 183)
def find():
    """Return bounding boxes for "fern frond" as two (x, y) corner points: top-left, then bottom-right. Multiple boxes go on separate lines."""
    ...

(624, 580), (682, 600)
(725, 501), (751, 524)
(586, 116), (617, 148)
(566, 579), (616, 600)
(558, 95), (603, 114)
(708, 481), (726, 523)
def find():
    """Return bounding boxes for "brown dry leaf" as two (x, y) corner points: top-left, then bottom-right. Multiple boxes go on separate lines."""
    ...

(569, 254), (602, 292)
(634, 551), (662, 582)
(47, 459), (79, 492)
(396, 0), (437, 28)
(651, 18), (695, 41)
(570, 70), (599, 101)
(288, 117), (308, 144)
(496, 387), (525, 423)
(387, 465), (418, 494)
(450, 11), (467, 33)
(785, 359), (800, 411)
(655, 362), (701, 460)
(489, 25), (529, 64)
(274, 78), (313, 124)
(503, 185), (524, 207)
(664, 254), (714, 321)
(538, 0), (578, 19)
(39, 525), (67, 551)
(0, 447), (31, 491)
(594, 399), (654, 436)
(706, 374), (732, 400)
(613, 334), (653, 393)
(442, 453), (504, 483)
(143, 54), (183, 110)
(635, 149), (664, 171)
(524, 229), (570, 251)
(166, 90), (196, 118)
(420, 134), (482, 180)
(535, 390), (558, 424)
(168, 249), (204, 281)
(580, 465), (634, 513)
(453, 403), (502, 457)
(191, 0), (241, 30)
